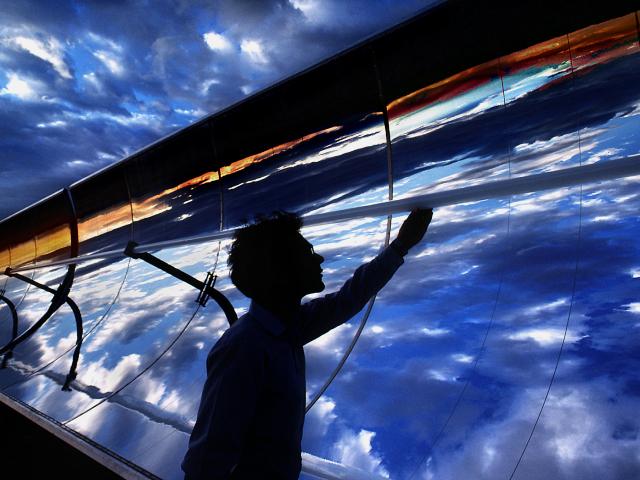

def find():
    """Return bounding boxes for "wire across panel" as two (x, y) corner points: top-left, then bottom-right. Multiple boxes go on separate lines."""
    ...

(510, 176), (640, 479)
(62, 111), (393, 479)
(300, 65), (512, 480)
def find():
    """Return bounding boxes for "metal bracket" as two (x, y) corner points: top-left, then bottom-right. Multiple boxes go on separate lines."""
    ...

(0, 266), (83, 391)
(124, 241), (237, 325)
(196, 271), (217, 307)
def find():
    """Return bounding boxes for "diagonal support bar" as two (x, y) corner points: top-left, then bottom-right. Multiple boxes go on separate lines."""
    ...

(124, 242), (238, 326)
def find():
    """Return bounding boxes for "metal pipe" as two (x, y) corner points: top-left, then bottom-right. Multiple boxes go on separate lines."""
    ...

(8, 154), (640, 273)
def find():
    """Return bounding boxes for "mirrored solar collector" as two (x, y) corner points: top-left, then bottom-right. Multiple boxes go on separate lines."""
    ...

(1, 1), (639, 478)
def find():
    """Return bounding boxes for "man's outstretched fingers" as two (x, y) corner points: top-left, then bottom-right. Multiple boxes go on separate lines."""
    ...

(393, 208), (433, 255)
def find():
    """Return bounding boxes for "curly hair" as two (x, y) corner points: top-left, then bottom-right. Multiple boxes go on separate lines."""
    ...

(228, 211), (303, 299)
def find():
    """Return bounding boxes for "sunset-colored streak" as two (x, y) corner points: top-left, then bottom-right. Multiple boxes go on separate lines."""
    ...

(129, 125), (342, 219)
(388, 13), (639, 120)
(76, 127), (345, 242)
(0, 248), (10, 271)
(219, 126), (343, 178)
(387, 59), (501, 120)
(36, 225), (70, 260)
(569, 13), (639, 70)
(77, 201), (133, 244)
(9, 239), (35, 267)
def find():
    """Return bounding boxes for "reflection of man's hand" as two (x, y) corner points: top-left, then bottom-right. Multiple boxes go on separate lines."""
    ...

(392, 208), (433, 256)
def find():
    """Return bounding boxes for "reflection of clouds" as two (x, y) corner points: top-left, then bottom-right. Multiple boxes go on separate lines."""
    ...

(421, 381), (640, 480)
(507, 327), (583, 347)
(81, 353), (141, 392)
(624, 303), (640, 314)
(333, 429), (390, 478)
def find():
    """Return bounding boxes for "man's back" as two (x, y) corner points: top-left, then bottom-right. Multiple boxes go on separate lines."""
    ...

(182, 304), (306, 479)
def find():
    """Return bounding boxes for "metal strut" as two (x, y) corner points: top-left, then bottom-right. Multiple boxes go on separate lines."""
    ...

(0, 266), (83, 391)
(124, 241), (238, 326)
(0, 290), (19, 368)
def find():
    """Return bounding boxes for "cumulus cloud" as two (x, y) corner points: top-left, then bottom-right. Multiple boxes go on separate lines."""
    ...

(332, 428), (390, 478)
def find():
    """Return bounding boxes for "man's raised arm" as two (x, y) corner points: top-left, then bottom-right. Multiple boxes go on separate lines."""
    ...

(299, 208), (433, 344)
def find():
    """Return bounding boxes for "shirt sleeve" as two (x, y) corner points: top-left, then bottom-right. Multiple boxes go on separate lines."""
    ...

(181, 332), (265, 479)
(298, 245), (404, 345)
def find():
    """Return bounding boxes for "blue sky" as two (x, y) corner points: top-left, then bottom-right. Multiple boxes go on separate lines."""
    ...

(1, 3), (639, 480)
(0, 0), (438, 220)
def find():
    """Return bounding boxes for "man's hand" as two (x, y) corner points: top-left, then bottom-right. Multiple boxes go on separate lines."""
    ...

(391, 208), (433, 256)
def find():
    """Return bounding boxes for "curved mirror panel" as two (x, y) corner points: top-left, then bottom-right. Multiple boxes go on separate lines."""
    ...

(509, 177), (640, 478)
(214, 51), (387, 229)
(70, 165), (132, 256)
(3, 242), (219, 424)
(564, 14), (640, 166)
(301, 199), (509, 478)
(67, 240), (236, 480)
(0, 257), (131, 390)
(500, 34), (579, 176)
(31, 190), (74, 264)
(413, 186), (581, 479)
(221, 113), (389, 228)
(126, 122), (222, 244)
(387, 58), (509, 197)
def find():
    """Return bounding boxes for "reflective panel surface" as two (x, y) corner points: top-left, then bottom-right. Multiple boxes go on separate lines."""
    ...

(222, 113), (389, 229)
(1, 244), (211, 422)
(126, 123), (222, 244)
(0, 258), (130, 389)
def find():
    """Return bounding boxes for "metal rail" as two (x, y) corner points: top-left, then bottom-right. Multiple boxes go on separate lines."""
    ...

(7, 154), (640, 273)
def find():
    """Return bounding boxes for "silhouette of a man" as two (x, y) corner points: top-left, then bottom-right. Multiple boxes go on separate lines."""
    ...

(182, 208), (433, 479)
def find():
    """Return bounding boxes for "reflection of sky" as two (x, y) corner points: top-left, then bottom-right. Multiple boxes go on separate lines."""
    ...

(0, 12), (639, 480)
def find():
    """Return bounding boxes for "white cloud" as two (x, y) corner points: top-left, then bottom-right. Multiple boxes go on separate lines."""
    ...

(13, 35), (72, 79)
(241, 39), (268, 65)
(0, 72), (45, 101)
(81, 353), (142, 392)
(37, 120), (67, 128)
(421, 327), (449, 337)
(624, 303), (640, 314)
(332, 429), (390, 478)
(94, 49), (125, 76)
(508, 327), (582, 347)
(82, 72), (103, 93)
(452, 353), (474, 363)
(203, 31), (233, 53)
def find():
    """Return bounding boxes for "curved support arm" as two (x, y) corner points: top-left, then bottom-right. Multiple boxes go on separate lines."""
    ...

(0, 293), (19, 368)
(124, 241), (238, 326)
(61, 296), (83, 391)
(0, 266), (76, 356)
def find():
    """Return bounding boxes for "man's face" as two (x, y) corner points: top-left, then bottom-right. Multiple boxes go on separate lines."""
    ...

(290, 233), (325, 297)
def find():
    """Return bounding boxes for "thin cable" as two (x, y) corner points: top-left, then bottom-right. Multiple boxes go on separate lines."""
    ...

(0, 258), (133, 391)
(63, 305), (202, 425)
(408, 58), (514, 480)
(509, 185), (582, 480)
(509, 33), (584, 479)
(307, 56), (394, 413)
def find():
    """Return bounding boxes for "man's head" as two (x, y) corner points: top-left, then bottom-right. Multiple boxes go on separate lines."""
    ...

(228, 211), (324, 303)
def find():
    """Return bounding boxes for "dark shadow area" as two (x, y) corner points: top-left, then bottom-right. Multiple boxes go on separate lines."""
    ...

(0, 400), (124, 479)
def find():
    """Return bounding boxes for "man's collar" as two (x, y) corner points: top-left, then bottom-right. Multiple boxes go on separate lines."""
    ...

(248, 301), (290, 336)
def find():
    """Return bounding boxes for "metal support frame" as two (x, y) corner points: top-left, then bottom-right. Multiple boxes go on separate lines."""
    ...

(0, 267), (83, 391)
(124, 241), (238, 326)
(0, 291), (19, 368)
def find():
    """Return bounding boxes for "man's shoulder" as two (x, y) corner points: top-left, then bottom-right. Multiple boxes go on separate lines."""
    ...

(212, 312), (267, 350)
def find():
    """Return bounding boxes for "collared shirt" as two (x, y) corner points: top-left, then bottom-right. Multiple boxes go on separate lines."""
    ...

(182, 246), (404, 480)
